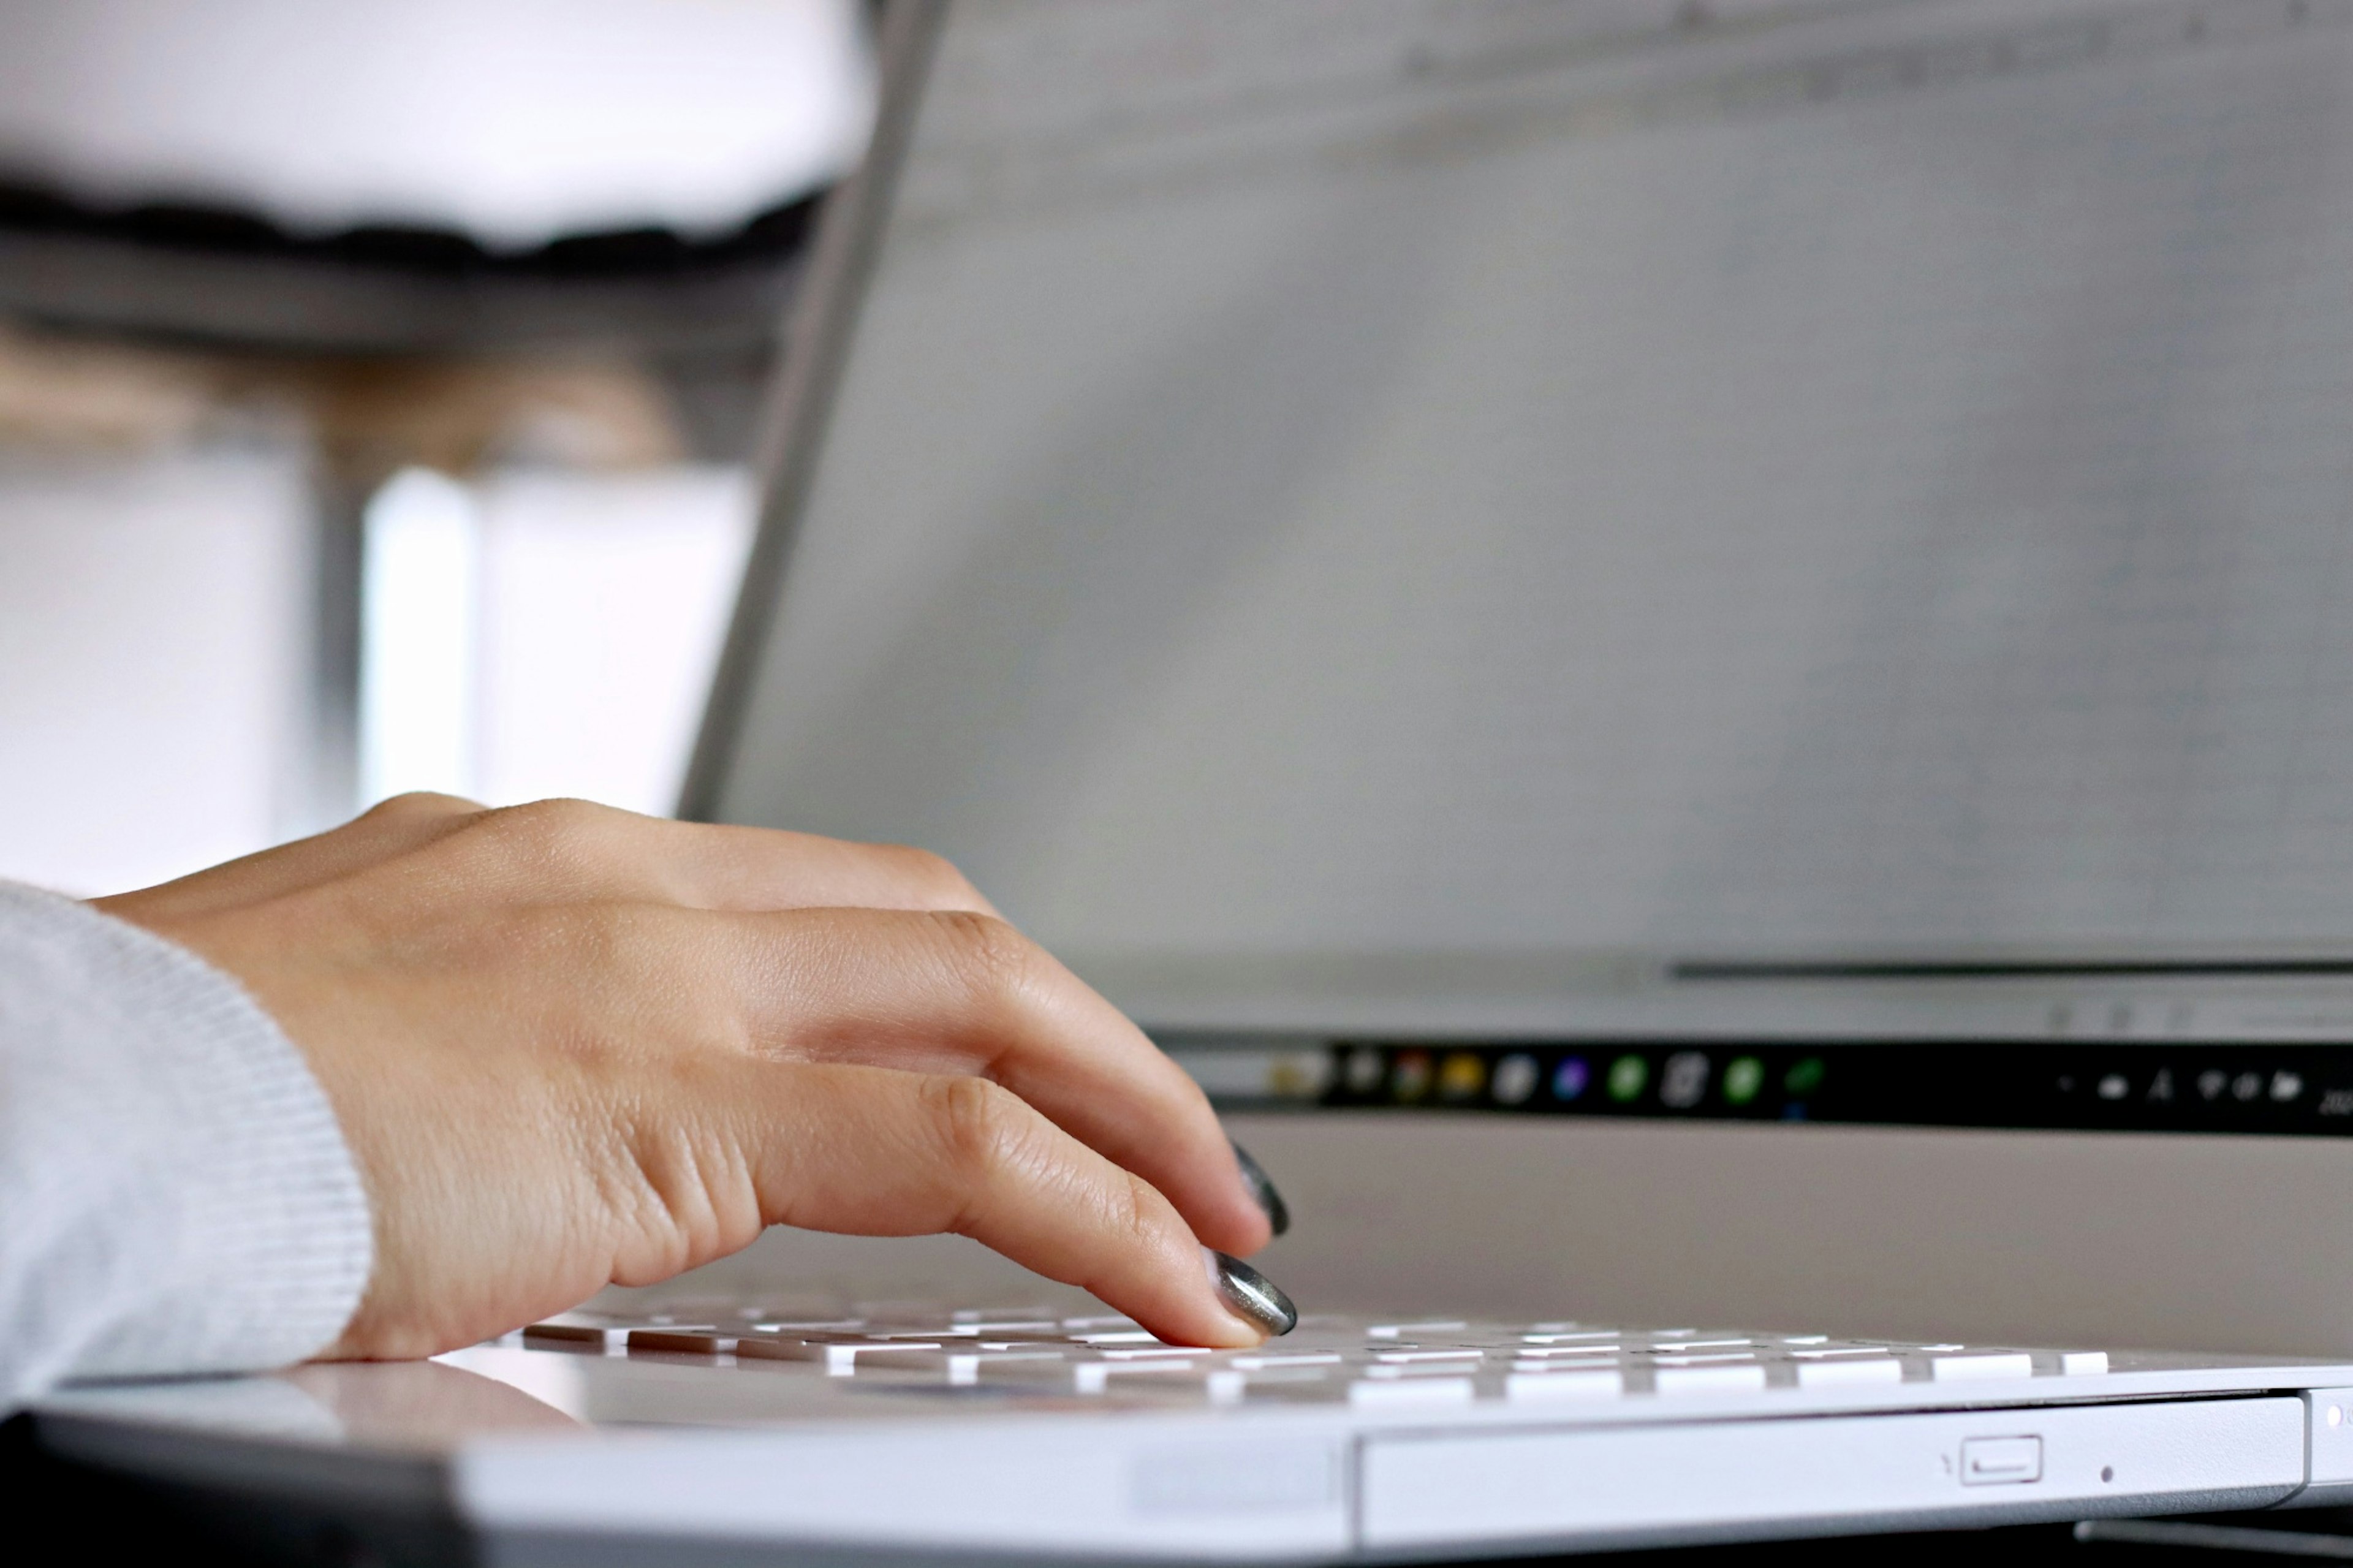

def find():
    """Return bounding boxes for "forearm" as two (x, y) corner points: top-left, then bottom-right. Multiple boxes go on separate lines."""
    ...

(0, 884), (370, 1411)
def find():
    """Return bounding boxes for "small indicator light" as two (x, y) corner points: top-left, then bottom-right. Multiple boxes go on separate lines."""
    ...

(2273, 1070), (2305, 1102)
(1784, 1057), (1827, 1097)
(1660, 1051), (1711, 1108)
(2197, 1069), (2227, 1101)
(2330, 1404), (2344, 1429)
(1393, 1051), (1433, 1101)
(1438, 1053), (1487, 1102)
(2146, 1069), (2173, 1103)
(1607, 1055), (1649, 1102)
(2233, 1072), (2263, 1102)
(1344, 1047), (1385, 1095)
(1722, 1056), (1765, 1105)
(1491, 1053), (1540, 1105)
(1553, 1058), (1591, 1101)
(2097, 1074), (2128, 1101)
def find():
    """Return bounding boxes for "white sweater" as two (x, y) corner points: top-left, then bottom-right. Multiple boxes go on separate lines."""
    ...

(0, 882), (371, 1411)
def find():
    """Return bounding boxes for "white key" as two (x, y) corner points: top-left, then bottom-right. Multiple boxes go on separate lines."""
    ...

(1797, 1357), (1903, 1388)
(1779, 1335), (1830, 1345)
(1074, 1361), (1213, 1395)
(1515, 1345), (1619, 1360)
(1654, 1363), (1768, 1394)
(1649, 1353), (1756, 1366)
(1074, 1330), (1163, 1345)
(967, 1353), (1077, 1386)
(1350, 1376), (1475, 1408)
(1523, 1330), (1621, 1344)
(1362, 1363), (1482, 1381)
(1789, 1346), (1901, 1359)
(737, 1338), (941, 1374)
(2061, 1351), (2111, 1376)
(1931, 1353), (2036, 1382)
(1097, 1347), (1212, 1362)
(1367, 1321), (1469, 1340)
(1229, 1352), (1343, 1369)
(1374, 1349), (1483, 1364)
(1507, 1369), (1623, 1403)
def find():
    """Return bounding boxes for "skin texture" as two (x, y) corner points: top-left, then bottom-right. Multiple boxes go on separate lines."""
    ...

(95, 793), (1276, 1359)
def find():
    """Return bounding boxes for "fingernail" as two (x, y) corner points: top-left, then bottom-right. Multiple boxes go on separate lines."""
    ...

(1230, 1139), (1290, 1237)
(1205, 1247), (1298, 1337)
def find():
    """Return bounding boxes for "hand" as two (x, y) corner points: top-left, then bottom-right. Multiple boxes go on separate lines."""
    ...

(96, 795), (1289, 1359)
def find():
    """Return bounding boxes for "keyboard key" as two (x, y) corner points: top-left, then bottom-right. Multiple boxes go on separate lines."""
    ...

(1654, 1363), (1768, 1394)
(1366, 1321), (1469, 1339)
(1931, 1353), (2036, 1382)
(1507, 1369), (1623, 1402)
(1350, 1376), (1475, 1408)
(523, 1322), (623, 1352)
(625, 1330), (732, 1355)
(1361, 1363), (1483, 1381)
(1797, 1357), (1903, 1388)
(1373, 1349), (1484, 1364)
(1075, 1361), (1219, 1395)
(2061, 1351), (2111, 1376)
(737, 1338), (944, 1374)
(1229, 1352), (1343, 1369)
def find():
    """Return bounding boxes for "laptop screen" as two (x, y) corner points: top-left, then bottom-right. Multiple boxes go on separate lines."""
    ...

(703, 0), (2353, 1124)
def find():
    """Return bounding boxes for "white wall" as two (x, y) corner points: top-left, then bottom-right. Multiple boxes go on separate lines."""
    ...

(358, 462), (754, 819)
(0, 442), (311, 895)
(0, 449), (753, 898)
(469, 466), (752, 815)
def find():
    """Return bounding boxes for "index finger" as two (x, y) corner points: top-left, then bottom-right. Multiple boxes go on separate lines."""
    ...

(663, 1059), (1295, 1348)
(702, 906), (1273, 1258)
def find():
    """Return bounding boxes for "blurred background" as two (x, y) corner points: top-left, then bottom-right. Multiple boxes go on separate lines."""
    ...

(0, 0), (874, 893)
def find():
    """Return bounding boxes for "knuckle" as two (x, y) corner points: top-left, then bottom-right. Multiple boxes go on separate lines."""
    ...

(1114, 1169), (1164, 1254)
(927, 1074), (1035, 1182)
(925, 909), (1034, 996)
(479, 797), (624, 868)
(364, 790), (482, 823)
(884, 843), (984, 906)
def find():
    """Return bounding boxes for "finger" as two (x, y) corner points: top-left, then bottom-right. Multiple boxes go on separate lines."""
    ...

(656, 1060), (1287, 1347)
(95, 792), (487, 921)
(422, 799), (1002, 917)
(660, 905), (1271, 1257)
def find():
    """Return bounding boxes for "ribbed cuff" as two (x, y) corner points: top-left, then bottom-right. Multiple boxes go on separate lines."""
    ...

(0, 883), (373, 1393)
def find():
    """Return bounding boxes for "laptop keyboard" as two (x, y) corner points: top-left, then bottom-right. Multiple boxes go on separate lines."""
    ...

(514, 1309), (2115, 1407)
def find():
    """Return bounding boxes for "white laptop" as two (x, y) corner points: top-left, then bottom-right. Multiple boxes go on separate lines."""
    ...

(40, 0), (2353, 1559)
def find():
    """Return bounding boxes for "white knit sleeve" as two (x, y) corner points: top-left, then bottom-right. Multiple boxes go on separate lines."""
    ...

(0, 882), (373, 1410)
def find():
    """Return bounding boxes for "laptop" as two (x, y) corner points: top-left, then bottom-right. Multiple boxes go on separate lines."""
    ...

(36, 0), (2353, 1559)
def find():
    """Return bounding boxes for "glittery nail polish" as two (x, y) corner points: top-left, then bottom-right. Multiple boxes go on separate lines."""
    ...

(1230, 1139), (1290, 1236)
(1205, 1247), (1298, 1336)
